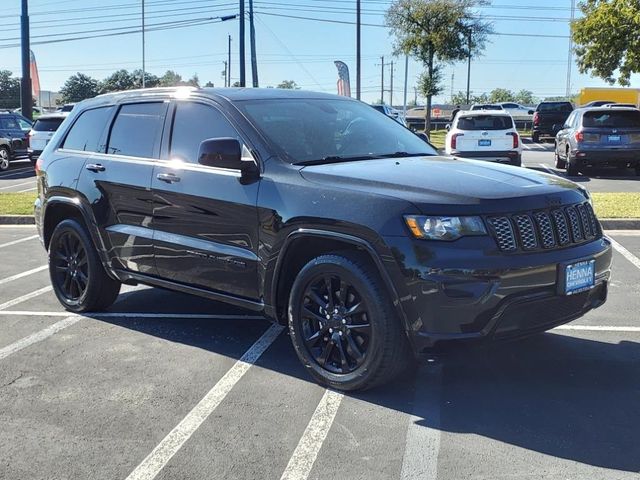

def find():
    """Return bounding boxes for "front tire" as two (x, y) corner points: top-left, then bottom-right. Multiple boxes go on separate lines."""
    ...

(566, 153), (579, 176)
(554, 145), (566, 169)
(532, 132), (540, 143)
(0, 146), (10, 171)
(49, 219), (121, 313)
(288, 253), (410, 391)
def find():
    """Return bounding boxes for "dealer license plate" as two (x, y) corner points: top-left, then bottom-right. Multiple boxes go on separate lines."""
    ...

(478, 139), (491, 146)
(562, 259), (595, 295)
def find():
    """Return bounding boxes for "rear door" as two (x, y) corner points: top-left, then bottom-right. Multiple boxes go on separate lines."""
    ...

(151, 99), (260, 300)
(77, 101), (168, 275)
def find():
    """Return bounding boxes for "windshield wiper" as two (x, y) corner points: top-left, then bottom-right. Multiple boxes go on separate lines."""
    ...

(293, 152), (434, 166)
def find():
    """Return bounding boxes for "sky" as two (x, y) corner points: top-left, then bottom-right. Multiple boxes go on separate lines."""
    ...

(2, 0), (639, 106)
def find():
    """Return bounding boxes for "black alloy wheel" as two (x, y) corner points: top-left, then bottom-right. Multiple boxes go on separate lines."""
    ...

(52, 230), (89, 301)
(300, 273), (371, 374)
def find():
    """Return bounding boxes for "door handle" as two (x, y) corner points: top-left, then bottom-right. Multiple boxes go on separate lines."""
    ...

(157, 172), (181, 183)
(85, 163), (105, 172)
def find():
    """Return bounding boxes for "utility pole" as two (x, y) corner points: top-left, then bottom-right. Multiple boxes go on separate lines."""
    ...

(142, 0), (146, 88)
(566, 0), (576, 97)
(402, 54), (408, 117)
(20, 0), (32, 121)
(465, 31), (472, 105)
(413, 86), (417, 105)
(239, 0), (246, 87)
(450, 72), (454, 102)
(356, 0), (361, 100)
(380, 56), (385, 104)
(249, 0), (258, 87)
(228, 35), (232, 87)
(223, 61), (228, 87)
(389, 61), (394, 106)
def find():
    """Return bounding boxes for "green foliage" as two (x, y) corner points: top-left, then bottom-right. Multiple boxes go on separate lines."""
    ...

(98, 69), (138, 94)
(418, 66), (444, 98)
(0, 70), (21, 110)
(277, 80), (299, 89)
(572, 0), (640, 86)
(204, 81), (214, 87)
(60, 73), (99, 103)
(450, 88), (537, 106)
(160, 70), (183, 87)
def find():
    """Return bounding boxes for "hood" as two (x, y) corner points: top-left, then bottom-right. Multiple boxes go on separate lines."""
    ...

(299, 156), (589, 214)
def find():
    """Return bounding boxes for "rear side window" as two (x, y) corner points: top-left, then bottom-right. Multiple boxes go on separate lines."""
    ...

(456, 115), (514, 130)
(108, 102), (167, 158)
(583, 110), (640, 128)
(537, 102), (573, 113)
(170, 102), (240, 163)
(33, 118), (65, 132)
(0, 116), (20, 130)
(62, 106), (114, 152)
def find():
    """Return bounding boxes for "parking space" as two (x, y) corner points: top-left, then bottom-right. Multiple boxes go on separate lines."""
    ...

(0, 160), (37, 193)
(1, 225), (639, 480)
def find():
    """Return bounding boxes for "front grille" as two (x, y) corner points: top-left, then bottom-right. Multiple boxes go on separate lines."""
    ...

(488, 202), (601, 253)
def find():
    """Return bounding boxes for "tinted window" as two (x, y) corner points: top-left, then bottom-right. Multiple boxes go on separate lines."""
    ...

(62, 106), (114, 152)
(108, 102), (166, 158)
(456, 115), (514, 130)
(238, 99), (437, 163)
(170, 102), (240, 163)
(16, 118), (32, 131)
(33, 117), (65, 132)
(537, 102), (573, 113)
(0, 116), (20, 130)
(502, 103), (518, 109)
(583, 110), (640, 128)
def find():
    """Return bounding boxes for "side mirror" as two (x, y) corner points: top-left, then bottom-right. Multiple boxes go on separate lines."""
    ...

(445, 124), (451, 131)
(528, 110), (534, 115)
(416, 132), (430, 143)
(198, 138), (259, 178)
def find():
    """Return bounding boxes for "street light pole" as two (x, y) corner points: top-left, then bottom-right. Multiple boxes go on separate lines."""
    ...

(465, 31), (471, 105)
(239, 0), (246, 87)
(356, 0), (361, 100)
(20, 0), (32, 121)
(228, 34), (232, 87)
(142, 0), (146, 88)
(249, 0), (258, 87)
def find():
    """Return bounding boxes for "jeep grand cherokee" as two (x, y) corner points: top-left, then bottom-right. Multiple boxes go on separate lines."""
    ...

(34, 88), (612, 391)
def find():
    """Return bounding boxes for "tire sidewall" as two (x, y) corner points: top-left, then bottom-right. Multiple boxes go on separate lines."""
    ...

(288, 256), (388, 390)
(0, 146), (10, 171)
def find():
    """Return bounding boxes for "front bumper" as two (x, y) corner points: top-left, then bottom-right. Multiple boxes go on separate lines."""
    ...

(382, 235), (612, 354)
(573, 149), (640, 168)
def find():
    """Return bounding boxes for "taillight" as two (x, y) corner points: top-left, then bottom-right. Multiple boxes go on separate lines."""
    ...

(451, 133), (464, 150)
(507, 132), (519, 148)
(533, 112), (539, 125)
(575, 131), (584, 142)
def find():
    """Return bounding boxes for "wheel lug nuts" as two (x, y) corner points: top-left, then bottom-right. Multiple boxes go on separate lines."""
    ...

(326, 315), (330, 320)
(342, 319), (346, 324)
(339, 331), (343, 336)
(329, 328), (333, 333)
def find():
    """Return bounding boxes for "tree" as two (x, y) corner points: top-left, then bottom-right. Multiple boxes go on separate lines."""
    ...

(0, 70), (21, 110)
(488, 88), (513, 103)
(451, 90), (487, 105)
(159, 70), (183, 87)
(187, 74), (200, 87)
(277, 80), (299, 89)
(386, 0), (492, 131)
(99, 69), (137, 94)
(204, 81), (214, 87)
(131, 69), (160, 88)
(514, 89), (536, 105)
(572, 0), (640, 86)
(60, 73), (99, 103)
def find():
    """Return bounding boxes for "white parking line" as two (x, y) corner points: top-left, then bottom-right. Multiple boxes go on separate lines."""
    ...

(280, 389), (344, 480)
(522, 143), (531, 150)
(555, 325), (640, 332)
(0, 286), (53, 311)
(0, 166), (33, 178)
(609, 237), (640, 271)
(0, 315), (79, 361)
(400, 364), (442, 480)
(0, 180), (35, 190)
(0, 234), (39, 249)
(16, 186), (36, 193)
(0, 311), (265, 319)
(0, 265), (48, 286)
(125, 324), (283, 480)
(539, 163), (557, 175)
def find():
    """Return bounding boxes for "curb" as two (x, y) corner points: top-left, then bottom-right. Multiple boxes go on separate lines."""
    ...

(0, 215), (35, 225)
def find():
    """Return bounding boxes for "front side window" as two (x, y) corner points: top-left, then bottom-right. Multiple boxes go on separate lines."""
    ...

(62, 106), (114, 152)
(237, 98), (436, 163)
(456, 115), (514, 131)
(170, 102), (240, 163)
(108, 102), (166, 158)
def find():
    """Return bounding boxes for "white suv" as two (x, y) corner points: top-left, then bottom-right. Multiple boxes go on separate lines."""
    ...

(445, 110), (522, 166)
(28, 113), (68, 163)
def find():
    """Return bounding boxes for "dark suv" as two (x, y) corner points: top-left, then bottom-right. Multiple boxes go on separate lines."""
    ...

(532, 101), (574, 142)
(0, 111), (32, 169)
(35, 88), (612, 391)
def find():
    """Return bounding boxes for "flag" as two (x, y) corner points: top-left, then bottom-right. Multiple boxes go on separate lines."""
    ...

(334, 61), (351, 97)
(30, 50), (41, 99)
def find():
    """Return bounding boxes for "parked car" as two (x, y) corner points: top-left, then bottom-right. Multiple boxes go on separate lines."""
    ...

(603, 103), (637, 109)
(371, 104), (407, 126)
(582, 100), (615, 108)
(470, 104), (504, 111)
(0, 137), (12, 171)
(27, 113), (68, 164)
(532, 101), (574, 142)
(56, 103), (76, 113)
(445, 110), (522, 166)
(498, 102), (535, 121)
(0, 111), (32, 169)
(35, 87), (611, 391)
(554, 107), (640, 176)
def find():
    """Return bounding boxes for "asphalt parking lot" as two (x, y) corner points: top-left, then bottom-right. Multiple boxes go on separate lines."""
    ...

(1, 225), (639, 480)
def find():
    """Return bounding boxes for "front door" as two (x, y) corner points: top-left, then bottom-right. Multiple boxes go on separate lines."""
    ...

(151, 100), (260, 301)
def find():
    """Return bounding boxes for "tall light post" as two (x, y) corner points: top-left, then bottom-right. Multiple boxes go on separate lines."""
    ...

(20, 0), (32, 120)
(142, 0), (146, 88)
(356, 0), (361, 100)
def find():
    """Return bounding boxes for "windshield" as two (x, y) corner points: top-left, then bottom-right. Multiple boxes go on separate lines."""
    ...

(33, 117), (65, 132)
(456, 115), (514, 130)
(237, 98), (436, 163)
(583, 110), (640, 128)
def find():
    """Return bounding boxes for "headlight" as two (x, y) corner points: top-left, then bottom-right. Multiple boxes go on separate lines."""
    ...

(404, 215), (487, 240)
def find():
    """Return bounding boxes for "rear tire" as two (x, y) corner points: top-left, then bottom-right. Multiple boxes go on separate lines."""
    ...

(49, 219), (121, 313)
(511, 155), (522, 167)
(532, 132), (540, 143)
(0, 146), (10, 171)
(566, 153), (579, 176)
(288, 252), (411, 391)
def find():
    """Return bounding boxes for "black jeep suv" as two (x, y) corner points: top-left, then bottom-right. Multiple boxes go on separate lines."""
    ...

(35, 88), (612, 391)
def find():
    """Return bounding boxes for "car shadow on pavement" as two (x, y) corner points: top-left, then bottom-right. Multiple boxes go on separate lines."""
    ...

(98, 288), (640, 475)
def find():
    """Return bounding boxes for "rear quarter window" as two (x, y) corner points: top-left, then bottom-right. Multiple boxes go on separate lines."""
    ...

(583, 110), (640, 128)
(62, 106), (114, 152)
(107, 102), (167, 158)
(456, 115), (514, 130)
